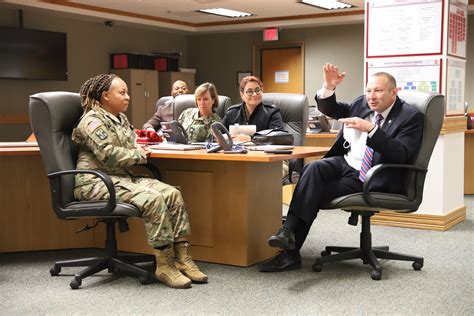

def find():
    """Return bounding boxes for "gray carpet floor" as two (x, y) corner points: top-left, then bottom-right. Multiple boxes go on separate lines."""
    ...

(1, 197), (473, 315)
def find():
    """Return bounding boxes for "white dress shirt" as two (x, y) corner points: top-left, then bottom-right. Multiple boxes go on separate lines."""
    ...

(316, 86), (395, 170)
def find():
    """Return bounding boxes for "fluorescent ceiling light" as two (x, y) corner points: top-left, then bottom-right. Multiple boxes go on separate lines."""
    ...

(301, 0), (353, 10)
(197, 8), (253, 18)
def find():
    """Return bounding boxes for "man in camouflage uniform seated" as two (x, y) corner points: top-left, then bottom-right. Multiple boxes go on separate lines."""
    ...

(72, 74), (207, 289)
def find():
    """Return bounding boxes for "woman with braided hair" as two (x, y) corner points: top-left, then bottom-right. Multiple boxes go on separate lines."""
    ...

(72, 74), (207, 289)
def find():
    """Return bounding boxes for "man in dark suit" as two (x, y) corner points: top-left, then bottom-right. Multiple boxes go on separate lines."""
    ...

(260, 63), (424, 272)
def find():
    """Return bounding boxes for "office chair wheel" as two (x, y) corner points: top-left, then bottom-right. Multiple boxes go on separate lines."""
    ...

(370, 270), (382, 280)
(70, 278), (82, 290)
(412, 261), (423, 271)
(50, 266), (61, 276)
(320, 250), (330, 257)
(139, 274), (151, 285)
(312, 262), (323, 272)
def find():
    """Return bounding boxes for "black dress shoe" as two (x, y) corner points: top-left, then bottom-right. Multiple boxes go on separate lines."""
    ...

(259, 251), (302, 272)
(268, 226), (295, 250)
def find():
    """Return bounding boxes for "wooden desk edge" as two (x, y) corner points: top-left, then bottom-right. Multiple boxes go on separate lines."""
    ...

(0, 146), (329, 161)
(0, 147), (41, 156)
(150, 146), (329, 162)
(305, 132), (338, 139)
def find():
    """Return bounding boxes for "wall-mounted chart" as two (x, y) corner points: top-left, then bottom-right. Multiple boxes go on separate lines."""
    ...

(367, 58), (442, 93)
(448, 0), (467, 58)
(446, 58), (465, 116)
(367, 0), (443, 58)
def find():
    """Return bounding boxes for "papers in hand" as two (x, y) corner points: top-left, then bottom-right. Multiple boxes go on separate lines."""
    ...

(245, 145), (294, 151)
(149, 143), (203, 151)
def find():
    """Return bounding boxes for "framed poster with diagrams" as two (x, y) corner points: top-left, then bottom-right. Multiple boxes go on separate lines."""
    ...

(447, 0), (468, 58)
(366, 0), (444, 58)
(367, 58), (442, 93)
(445, 57), (465, 116)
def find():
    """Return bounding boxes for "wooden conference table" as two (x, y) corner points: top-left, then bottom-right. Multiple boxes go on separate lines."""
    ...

(0, 145), (328, 267)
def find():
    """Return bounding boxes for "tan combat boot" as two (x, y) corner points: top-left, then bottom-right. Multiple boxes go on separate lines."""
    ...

(174, 241), (208, 283)
(154, 246), (192, 289)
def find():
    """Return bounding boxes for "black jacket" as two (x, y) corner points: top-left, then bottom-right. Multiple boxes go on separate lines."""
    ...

(221, 102), (284, 132)
(317, 93), (424, 193)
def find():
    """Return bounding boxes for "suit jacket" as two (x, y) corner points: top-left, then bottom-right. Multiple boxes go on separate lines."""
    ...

(142, 97), (174, 130)
(316, 93), (424, 193)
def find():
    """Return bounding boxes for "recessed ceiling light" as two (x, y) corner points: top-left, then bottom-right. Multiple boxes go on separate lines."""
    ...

(197, 8), (253, 18)
(301, 0), (353, 10)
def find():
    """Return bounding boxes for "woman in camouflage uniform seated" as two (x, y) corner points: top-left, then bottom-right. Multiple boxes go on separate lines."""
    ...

(72, 74), (207, 289)
(177, 82), (221, 143)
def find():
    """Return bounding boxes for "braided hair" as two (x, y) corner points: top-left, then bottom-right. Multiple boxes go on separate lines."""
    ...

(79, 74), (117, 113)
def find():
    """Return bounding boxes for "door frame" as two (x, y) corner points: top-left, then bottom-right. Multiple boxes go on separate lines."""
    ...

(253, 41), (305, 93)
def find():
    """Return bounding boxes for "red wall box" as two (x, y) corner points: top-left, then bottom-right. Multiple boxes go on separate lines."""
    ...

(110, 53), (142, 69)
(152, 54), (179, 72)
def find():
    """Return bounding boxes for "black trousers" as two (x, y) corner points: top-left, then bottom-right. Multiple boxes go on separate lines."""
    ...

(285, 156), (363, 251)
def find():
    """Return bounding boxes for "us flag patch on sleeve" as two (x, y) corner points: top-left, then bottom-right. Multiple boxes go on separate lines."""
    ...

(87, 119), (103, 133)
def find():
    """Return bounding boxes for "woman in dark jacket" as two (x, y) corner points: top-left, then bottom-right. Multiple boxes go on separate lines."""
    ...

(222, 76), (284, 142)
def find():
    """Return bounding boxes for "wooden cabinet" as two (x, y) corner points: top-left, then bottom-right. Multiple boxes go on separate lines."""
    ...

(158, 71), (195, 97)
(111, 69), (158, 128)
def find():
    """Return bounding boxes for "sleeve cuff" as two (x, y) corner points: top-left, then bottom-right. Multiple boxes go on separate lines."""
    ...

(317, 85), (335, 99)
(368, 125), (378, 138)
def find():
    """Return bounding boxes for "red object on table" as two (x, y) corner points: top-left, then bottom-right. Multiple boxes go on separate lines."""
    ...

(135, 129), (163, 144)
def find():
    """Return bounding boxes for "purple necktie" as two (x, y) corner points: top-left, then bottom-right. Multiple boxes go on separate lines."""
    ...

(359, 114), (384, 183)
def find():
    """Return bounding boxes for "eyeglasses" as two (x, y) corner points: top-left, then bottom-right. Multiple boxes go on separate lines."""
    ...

(244, 88), (262, 96)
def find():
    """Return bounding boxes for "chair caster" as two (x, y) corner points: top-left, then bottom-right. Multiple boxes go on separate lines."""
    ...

(370, 269), (382, 280)
(312, 261), (323, 272)
(70, 278), (82, 289)
(50, 265), (61, 276)
(412, 261), (423, 271)
(321, 250), (331, 257)
(139, 274), (151, 285)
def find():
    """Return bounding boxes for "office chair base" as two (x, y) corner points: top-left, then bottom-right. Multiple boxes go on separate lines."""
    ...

(50, 220), (155, 289)
(51, 253), (155, 289)
(312, 212), (424, 280)
(313, 247), (424, 280)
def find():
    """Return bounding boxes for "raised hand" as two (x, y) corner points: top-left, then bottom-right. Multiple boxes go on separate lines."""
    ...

(323, 63), (346, 90)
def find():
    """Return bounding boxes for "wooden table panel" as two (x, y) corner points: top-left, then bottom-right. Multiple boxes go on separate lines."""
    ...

(1, 145), (328, 267)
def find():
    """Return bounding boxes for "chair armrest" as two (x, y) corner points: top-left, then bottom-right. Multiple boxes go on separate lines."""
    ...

(143, 163), (162, 180)
(48, 169), (116, 214)
(362, 163), (427, 206)
(129, 163), (162, 181)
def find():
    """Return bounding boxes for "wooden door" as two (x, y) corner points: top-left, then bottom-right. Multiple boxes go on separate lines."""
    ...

(261, 47), (303, 93)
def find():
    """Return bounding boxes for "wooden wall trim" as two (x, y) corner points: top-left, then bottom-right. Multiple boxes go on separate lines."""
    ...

(371, 205), (466, 231)
(440, 116), (467, 135)
(41, 0), (364, 28)
(0, 115), (30, 125)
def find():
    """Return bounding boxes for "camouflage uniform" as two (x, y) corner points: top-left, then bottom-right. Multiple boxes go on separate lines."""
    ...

(178, 108), (220, 142)
(72, 106), (190, 248)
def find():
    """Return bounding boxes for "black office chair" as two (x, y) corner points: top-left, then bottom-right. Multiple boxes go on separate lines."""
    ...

(155, 95), (173, 110)
(262, 93), (309, 183)
(172, 94), (232, 119)
(29, 91), (157, 289)
(313, 90), (444, 280)
(151, 96), (174, 127)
